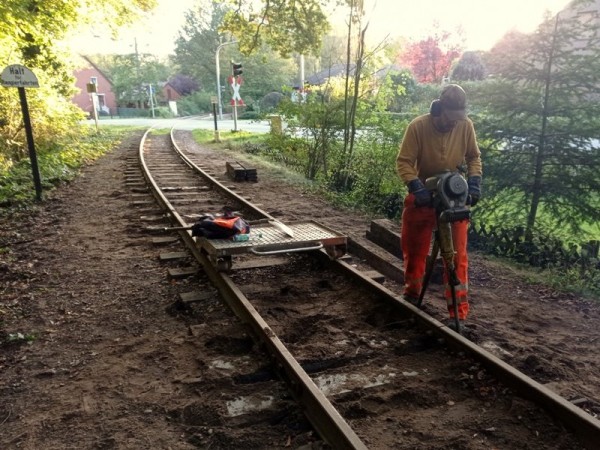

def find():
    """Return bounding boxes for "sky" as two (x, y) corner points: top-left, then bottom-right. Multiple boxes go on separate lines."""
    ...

(67, 0), (573, 57)
(362, 0), (573, 50)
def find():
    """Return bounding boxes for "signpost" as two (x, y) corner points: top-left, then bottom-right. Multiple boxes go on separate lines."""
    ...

(1, 64), (43, 201)
(86, 81), (99, 132)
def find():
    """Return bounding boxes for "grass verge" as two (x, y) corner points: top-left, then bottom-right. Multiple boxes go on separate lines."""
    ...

(0, 126), (141, 208)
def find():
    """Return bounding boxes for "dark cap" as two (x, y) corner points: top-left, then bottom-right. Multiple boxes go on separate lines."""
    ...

(439, 84), (467, 120)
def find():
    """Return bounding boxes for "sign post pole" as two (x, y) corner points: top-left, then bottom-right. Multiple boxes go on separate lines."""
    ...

(87, 82), (99, 132)
(211, 96), (220, 143)
(1, 64), (42, 201)
(17, 86), (43, 200)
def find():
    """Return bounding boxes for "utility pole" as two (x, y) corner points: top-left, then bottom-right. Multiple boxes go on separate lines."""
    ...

(215, 40), (237, 120)
(300, 54), (305, 91)
(134, 38), (142, 109)
(148, 84), (155, 118)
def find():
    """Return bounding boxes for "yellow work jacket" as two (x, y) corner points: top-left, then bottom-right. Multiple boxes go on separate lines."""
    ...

(396, 114), (482, 184)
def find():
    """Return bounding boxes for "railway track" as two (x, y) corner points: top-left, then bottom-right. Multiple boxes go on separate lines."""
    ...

(128, 125), (600, 449)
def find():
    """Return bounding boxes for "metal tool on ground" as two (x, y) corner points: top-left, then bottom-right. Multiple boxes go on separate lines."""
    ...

(268, 219), (294, 237)
(145, 225), (193, 233)
(417, 170), (471, 333)
(247, 216), (294, 237)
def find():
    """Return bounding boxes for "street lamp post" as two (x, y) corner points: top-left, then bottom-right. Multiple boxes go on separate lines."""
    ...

(215, 40), (237, 120)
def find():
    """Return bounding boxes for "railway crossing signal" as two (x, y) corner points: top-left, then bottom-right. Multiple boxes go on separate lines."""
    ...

(232, 62), (243, 76)
(228, 75), (244, 106)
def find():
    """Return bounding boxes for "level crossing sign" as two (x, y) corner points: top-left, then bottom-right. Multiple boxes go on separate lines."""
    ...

(228, 75), (245, 106)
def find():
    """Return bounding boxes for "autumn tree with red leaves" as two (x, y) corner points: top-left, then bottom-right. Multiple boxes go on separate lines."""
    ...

(397, 27), (463, 83)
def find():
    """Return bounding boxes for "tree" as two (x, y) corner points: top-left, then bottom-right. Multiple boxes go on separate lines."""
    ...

(90, 52), (171, 108)
(339, 0), (366, 190)
(219, 0), (330, 57)
(483, 30), (529, 76)
(397, 24), (463, 83)
(450, 51), (486, 81)
(167, 74), (199, 96)
(0, 1), (156, 94)
(474, 1), (600, 240)
(382, 36), (409, 64)
(173, 0), (296, 108)
(173, 1), (229, 89)
(0, 0), (157, 172)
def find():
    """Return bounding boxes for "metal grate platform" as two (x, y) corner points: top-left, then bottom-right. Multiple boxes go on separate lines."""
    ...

(197, 220), (347, 258)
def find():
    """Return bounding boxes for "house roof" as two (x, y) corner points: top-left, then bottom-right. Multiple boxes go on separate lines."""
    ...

(74, 54), (113, 85)
(305, 63), (356, 86)
(160, 81), (183, 96)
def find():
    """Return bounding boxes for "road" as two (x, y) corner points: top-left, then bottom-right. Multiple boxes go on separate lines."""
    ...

(85, 115), (273, 133)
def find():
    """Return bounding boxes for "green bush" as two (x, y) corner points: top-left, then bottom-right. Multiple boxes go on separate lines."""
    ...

(177, 91), (215, 116)
(238, 111), (262, 120)
(0, 127), (131, 206)
(153, 107), (175, 118)
(261, 92), (284, 112)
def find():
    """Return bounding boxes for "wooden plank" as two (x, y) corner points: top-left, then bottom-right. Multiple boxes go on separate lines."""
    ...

(226, 160), (258, 182)
(347, 234), (404, 284)
(140, 215), (168, 222)
(226, 161), (246, 181)
(362, 270), (385, 284)
(159, 252), (189, 261)
(230, 256), (289, 271)
(136, 208), (164, 215)
(366, 219), (402, 259)
(366, 219), (443, 284)
(162, 186), (210, 192)
(163, 191), (208, 197)
(179, 290), (215, 304)
(152, 236), (179, 245)
(167, 267), (198, 279)
(168, 198), (210, 205)
(132, 200), (155, 206)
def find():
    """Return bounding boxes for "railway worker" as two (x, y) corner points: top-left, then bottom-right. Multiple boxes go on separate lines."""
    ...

(395, 84), (482, 327)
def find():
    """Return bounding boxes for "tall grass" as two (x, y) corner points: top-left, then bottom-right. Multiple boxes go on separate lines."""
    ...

(0, 126), (139, 207)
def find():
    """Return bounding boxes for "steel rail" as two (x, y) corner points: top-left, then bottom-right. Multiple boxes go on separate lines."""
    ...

(138, 128), (368, 449)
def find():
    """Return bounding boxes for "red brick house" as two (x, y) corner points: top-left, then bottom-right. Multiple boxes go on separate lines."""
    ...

(161, 81), (182, 103)
(71, 55), (117, 117)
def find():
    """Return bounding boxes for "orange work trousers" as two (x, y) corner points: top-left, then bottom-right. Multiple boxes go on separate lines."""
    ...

(401, 193), (470, 320)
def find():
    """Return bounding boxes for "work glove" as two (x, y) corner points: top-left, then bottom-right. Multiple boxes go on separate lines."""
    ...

(407, 179), (432, 207)
(467, 176), (482, 207)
